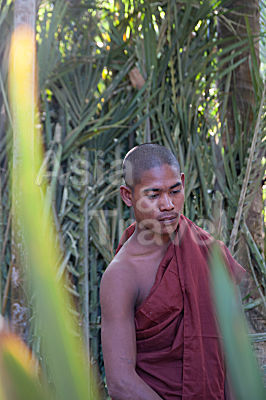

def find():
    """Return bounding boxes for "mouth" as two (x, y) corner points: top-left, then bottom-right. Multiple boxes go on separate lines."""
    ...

(158, 214), (179, 224)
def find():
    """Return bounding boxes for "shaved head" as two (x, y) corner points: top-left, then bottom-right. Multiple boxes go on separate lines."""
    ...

(122, 143), (180, 188)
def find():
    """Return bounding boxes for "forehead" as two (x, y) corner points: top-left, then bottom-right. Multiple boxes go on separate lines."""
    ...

(136, 164), (181, 189)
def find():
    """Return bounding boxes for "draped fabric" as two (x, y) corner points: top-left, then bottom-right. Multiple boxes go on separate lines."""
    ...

(115, 215), (245, 400)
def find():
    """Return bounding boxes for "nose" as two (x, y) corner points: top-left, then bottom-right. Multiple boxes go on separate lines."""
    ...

(159, 193), (174, 211)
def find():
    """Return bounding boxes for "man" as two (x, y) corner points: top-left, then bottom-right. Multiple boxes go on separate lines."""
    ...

(100, 144), (245, 400)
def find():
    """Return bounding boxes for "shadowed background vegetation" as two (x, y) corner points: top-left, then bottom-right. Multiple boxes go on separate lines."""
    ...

(0, 0), (265, 398)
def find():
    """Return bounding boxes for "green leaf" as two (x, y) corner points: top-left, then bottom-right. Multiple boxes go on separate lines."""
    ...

(2, 350), (50, 400)
(210, 245), (266, 400)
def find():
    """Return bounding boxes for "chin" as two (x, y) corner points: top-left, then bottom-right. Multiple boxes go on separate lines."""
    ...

(160, 218), (179, 233)
(161, 226), (177, 236)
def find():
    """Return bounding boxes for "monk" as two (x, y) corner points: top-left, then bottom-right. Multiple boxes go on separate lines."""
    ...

(100, 144), (245, 400)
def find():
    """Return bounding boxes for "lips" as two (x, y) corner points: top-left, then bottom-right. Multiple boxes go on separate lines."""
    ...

(158, 214), (178, 222)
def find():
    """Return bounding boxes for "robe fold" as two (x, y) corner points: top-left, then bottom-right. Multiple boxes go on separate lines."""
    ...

(115, 214), (245, 400)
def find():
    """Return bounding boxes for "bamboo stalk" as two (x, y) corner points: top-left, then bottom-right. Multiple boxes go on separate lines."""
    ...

(195, 151), (212, 220)
(90, 245), (98, 362)
(0, 71), (13, 128)
(83, 192), (90, 358)
(2, 262), (12, 316)
(76, 149), (90, 358)
(243, 222), (266, 277)
(0, 211), (11, 312)
(229, 84), (265, 253)
(246, 245), (266, 311)
(115, 144), (123, 242)
(0, 174), (2, 311)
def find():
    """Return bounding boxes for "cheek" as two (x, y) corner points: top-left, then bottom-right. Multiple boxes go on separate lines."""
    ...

(174, 193), (185, 207)
(135, 198), (156, 214)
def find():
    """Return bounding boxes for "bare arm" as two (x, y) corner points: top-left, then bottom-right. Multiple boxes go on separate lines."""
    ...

(100, 265), (163, 400)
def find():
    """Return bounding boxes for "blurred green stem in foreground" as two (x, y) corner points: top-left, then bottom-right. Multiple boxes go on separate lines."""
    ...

(210, 245), (265, 400)
(3, 23), (99, 400)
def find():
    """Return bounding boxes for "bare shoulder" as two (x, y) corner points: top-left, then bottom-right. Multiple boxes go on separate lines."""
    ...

(100, 255), (139, 317)
(100, 254), (137, 292)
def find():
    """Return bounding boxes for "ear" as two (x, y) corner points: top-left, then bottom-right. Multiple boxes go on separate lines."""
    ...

(120, 185), (133, 207)
(181, 173), (185, 189)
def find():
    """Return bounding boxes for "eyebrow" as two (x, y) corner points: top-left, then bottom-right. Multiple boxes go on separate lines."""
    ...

(143, 181), (182, 193)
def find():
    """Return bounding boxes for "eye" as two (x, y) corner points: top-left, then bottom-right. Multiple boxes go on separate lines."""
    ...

(170, 189), (181, 194)
(147, 194), (159, 199)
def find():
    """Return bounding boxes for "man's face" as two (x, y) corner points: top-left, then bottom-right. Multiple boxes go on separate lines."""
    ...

(130, 164), (185, 240)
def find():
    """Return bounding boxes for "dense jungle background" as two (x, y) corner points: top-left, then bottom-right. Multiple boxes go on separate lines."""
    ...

(0, 0), (265, 398)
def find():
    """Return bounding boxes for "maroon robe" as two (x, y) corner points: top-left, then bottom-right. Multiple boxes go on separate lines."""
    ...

(115, 214), (245, 400)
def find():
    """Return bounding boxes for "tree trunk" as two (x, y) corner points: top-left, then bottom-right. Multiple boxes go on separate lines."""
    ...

(217, 0), (265, 370)
(11, 0), (36, 340)
(218, 1), (260, 144)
